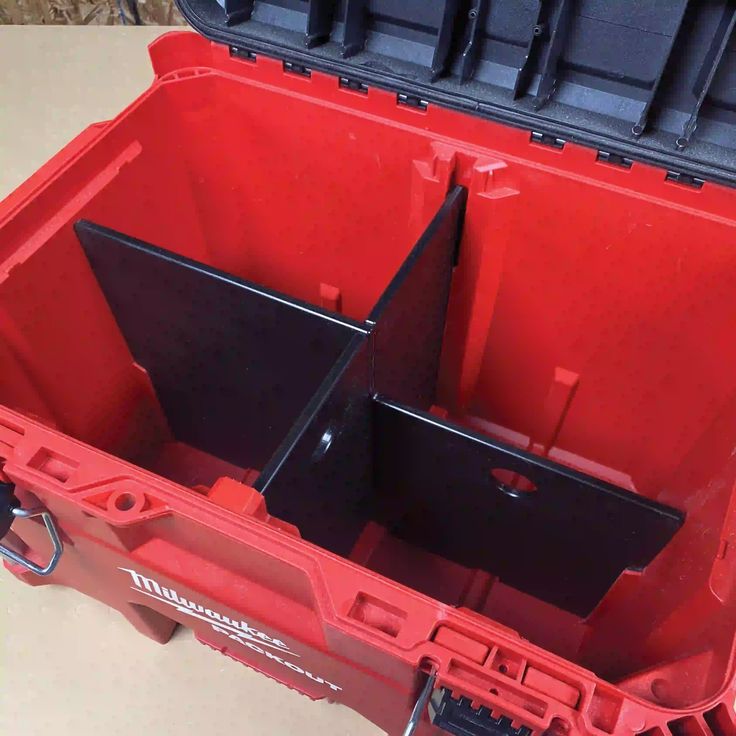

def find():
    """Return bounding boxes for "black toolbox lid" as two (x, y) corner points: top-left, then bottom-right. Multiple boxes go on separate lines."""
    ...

(176, 0), (736, 188)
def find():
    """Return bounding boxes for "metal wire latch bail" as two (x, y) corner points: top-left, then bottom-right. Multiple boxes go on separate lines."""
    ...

(402, 667), (438, 736)
(0, 480), (63, 576)
(402, 660), (535, 736)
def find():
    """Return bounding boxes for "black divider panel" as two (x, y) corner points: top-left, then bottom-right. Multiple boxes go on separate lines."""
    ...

(368, 185), (466, 408)
(75, 220), (365, 472)
(372, 398), (685, 617)
(256, 335), (373, 555)
(256, 186), (466, 553)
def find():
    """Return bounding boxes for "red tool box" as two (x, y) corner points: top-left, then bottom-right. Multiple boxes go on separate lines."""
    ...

(3, 2), (736, 734)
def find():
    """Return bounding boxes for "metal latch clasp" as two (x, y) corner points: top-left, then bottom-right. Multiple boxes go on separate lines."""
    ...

(403, 668), (437, 736)
(402, 663), (534, 736)
(0, 481), (63, 576)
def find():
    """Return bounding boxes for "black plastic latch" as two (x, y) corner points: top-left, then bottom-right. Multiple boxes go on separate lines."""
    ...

(0, 481), (19, 540)
(429, 689), (532, 736)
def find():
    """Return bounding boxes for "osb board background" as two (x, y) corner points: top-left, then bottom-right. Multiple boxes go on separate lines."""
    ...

(0, 0), (185, 24)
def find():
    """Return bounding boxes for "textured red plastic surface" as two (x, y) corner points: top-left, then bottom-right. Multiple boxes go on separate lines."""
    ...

(2, 30), (736, 736)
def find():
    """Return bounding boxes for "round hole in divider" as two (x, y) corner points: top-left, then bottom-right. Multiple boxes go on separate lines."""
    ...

(113, 492), (138, 512)
(498, 664), (509, 675)
(491, 468), (538, 496)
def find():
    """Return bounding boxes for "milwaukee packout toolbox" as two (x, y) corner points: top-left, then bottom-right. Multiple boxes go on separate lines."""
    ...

(3, 1), (736, 734)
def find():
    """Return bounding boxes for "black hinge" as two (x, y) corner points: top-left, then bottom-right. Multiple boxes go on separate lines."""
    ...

(665, 170), (705, 189)
(339, 77), (368, 94)
(596, 151), (633, 169)
(397, 93), (428, 110)
(283, 61), (312, 77)
(530, 131), (565, 149)
(230, 46), (257, 62)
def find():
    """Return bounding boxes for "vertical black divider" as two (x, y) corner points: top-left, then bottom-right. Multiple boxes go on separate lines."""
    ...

(255, 185), (467, 552)
(255, 334), (373, 553)
(368, 185), (467, 408)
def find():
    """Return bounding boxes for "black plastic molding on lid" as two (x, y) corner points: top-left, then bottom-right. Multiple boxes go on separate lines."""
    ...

(175, 0), (736, 188)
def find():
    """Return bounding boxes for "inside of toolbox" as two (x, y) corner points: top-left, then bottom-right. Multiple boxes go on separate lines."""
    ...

(2, 67), (736, 709)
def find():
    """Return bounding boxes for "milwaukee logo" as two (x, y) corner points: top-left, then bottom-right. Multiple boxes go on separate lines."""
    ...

(119, 567), (342, 692)
(120, 566), (293, 654)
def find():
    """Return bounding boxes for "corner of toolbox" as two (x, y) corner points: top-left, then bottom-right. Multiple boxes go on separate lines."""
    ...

(147, 29), (219, 79)
(1, 32), (210, 233)
(0, 122), (110, 227)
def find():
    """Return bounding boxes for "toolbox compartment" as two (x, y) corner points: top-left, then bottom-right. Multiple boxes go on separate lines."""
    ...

(3, 4), (736, 735)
